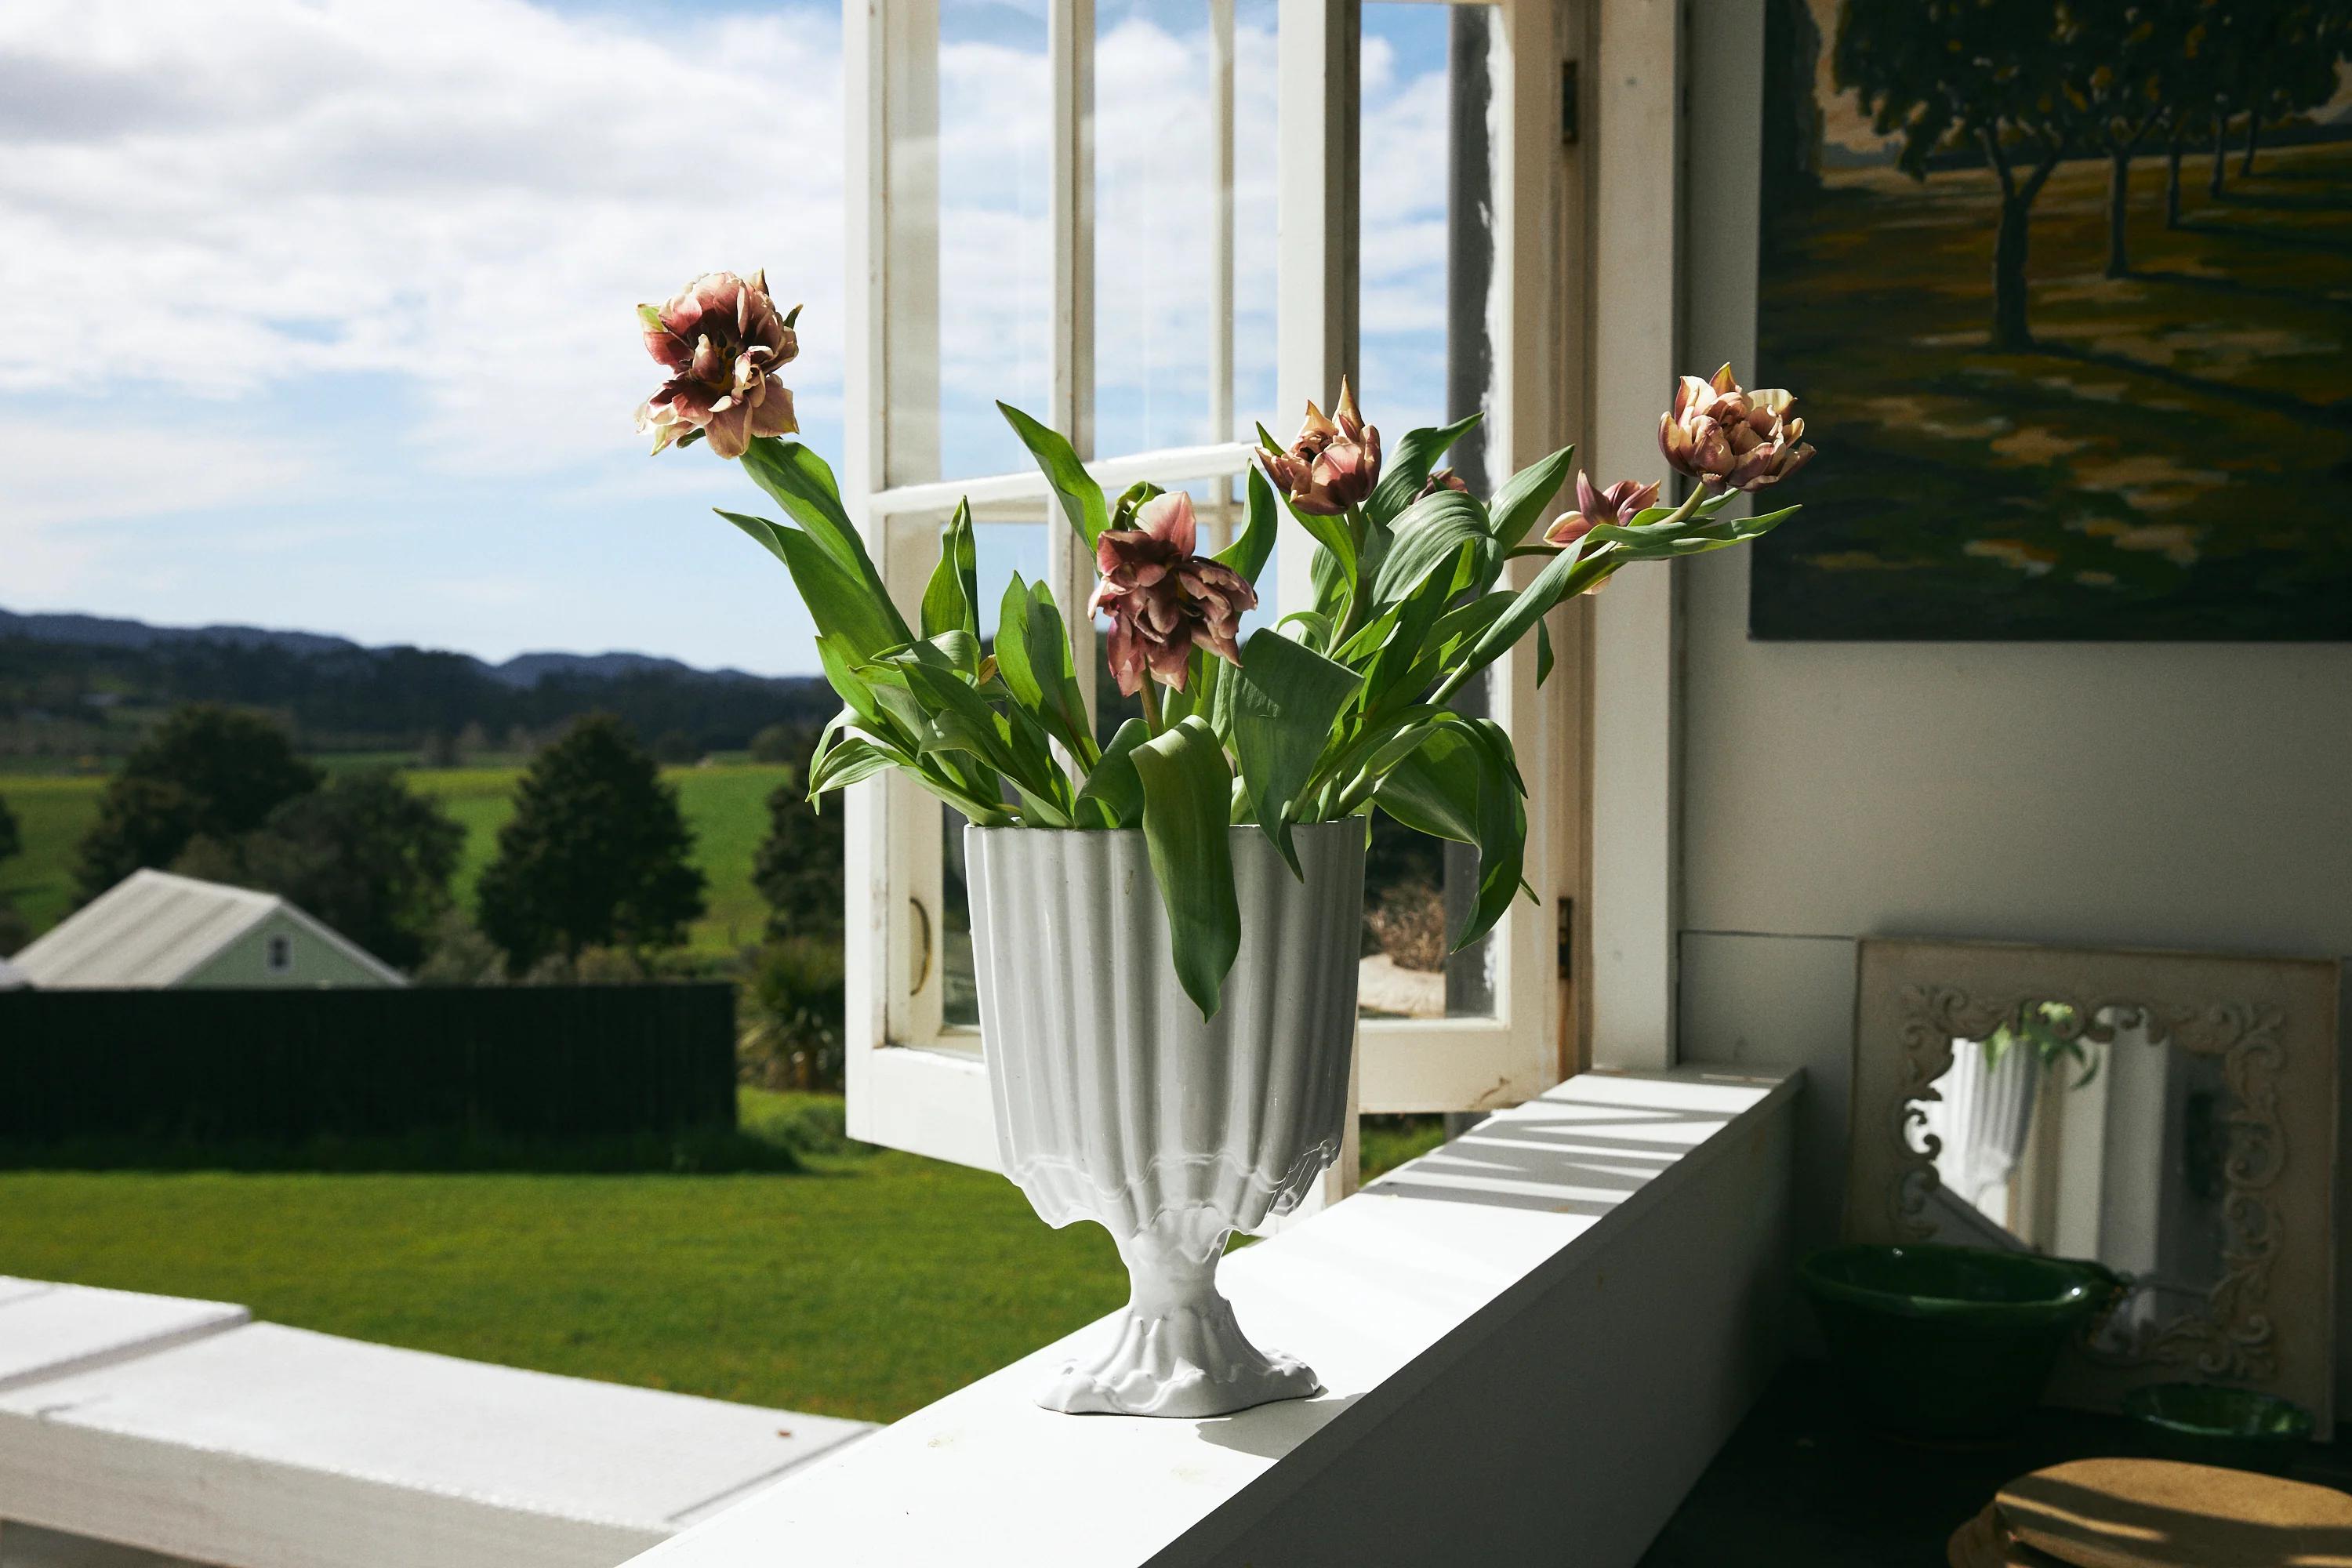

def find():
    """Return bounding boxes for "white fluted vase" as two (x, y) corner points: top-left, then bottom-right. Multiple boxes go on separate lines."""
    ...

(966, 821), (1365, 1418)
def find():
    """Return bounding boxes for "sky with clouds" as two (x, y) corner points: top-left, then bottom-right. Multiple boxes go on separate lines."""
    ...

(0, 0), (1461, 673)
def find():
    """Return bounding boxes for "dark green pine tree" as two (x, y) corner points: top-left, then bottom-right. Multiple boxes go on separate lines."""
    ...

(752, 737), (844, 941)
(0, 792), (19, 867)
(476, 714), (706, 971)
(180, 769), (465, 971)
(75, 704), (323, 902)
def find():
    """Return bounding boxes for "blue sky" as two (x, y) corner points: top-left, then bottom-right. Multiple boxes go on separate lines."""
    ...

(0, 0), (1457, 674)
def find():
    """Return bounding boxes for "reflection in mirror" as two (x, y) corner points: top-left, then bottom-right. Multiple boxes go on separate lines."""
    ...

(1909, 1004), (2230, 1356)
(1849, 942), (2338, 1424)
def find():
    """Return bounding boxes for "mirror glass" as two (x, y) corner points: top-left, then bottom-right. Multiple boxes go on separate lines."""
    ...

(1907, 1004), (2234, 1353)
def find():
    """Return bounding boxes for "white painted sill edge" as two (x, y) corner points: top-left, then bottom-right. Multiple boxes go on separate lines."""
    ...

(624, 1065), (1804, 1568)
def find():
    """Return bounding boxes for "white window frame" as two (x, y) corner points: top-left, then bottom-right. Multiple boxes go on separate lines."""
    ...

(841, 0), (1580, 1170)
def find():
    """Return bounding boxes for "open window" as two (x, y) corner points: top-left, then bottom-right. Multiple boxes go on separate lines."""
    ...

(840, 0), (1580, 1171)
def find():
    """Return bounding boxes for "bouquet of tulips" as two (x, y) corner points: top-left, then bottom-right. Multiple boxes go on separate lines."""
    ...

(639, 270), (1814, 1017)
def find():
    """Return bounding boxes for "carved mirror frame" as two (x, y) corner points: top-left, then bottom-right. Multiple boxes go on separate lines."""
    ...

(1847, 938), (2340, 1432)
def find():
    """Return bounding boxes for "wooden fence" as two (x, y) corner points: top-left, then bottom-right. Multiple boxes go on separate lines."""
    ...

(0, 985), (736, 1142)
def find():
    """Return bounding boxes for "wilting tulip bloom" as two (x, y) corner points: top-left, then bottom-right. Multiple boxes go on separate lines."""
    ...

(636, 270), (800, 459)
(1658, 364), (1815, 491)
(1261, 380), (1381, 515)
(1544, 472), (1660, 548)
(1087, 492), (1258, 695)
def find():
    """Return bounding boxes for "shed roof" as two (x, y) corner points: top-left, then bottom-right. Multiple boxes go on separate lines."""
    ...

(10, 869), (407, 989)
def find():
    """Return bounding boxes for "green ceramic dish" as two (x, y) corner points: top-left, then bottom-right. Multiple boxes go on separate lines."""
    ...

(1800, 1243), (2121, 1440)
(2123, 1382), (2314, 1475)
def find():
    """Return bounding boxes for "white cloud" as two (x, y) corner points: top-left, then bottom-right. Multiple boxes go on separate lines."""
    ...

(0, 0), (1459, 660)
(0, 424), (312, 528)
(0, 423), (314, 598)
(0, 0), (1450, 470)
(0, 0), (848, 471)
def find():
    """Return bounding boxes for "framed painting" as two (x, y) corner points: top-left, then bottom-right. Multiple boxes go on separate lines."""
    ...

(1750, 0), (2352, 641)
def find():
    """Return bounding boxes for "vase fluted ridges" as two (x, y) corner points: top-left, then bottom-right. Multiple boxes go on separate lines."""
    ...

(967, 822), (1364, 1417)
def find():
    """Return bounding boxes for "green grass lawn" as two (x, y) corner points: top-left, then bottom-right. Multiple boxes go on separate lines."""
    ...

(1755, 136), (2352, 638)
(0, 773), (103, 936)
(0, 1091), (1127, 1425)
(0, 1090), (1448, 1425)
(0, 762), (786, 958)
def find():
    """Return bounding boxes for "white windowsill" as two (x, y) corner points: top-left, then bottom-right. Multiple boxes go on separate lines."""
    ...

(626, 1065), (1803, 1568)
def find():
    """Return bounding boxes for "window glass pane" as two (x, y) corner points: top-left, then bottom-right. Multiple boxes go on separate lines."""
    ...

(938, 517), (1049, 1030)
(1091, 0), (1281, 460)
(1356, 1), (1501, 1022)
(891, 0), (1054, 487)
(1359, 2), (1497, 488)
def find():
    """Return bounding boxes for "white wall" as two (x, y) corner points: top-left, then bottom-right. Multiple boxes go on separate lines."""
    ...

(1674, 0), (2352, 1404)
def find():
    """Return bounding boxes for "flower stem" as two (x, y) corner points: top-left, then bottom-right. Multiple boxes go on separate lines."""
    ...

(1332, 503), (1373, 647)
(1139, 678), (1163, 735)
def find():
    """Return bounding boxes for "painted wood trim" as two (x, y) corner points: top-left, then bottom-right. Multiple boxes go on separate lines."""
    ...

(1584, 0), (1682, 1069)
(618, 1067), (1801, 1568)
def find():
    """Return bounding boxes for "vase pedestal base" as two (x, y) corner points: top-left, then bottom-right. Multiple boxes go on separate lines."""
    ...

(1036, 1209), (1322, 1419)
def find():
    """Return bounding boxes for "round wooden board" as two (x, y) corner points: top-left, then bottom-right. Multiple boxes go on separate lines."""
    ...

(1949, 1502), (2069, 1568)
(1996, 1458), (2352, 1568)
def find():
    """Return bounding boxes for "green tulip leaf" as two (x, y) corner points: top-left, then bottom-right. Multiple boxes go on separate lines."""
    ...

(1363, 412), (1483, 528)
(1373, 717), (1526, 951)
(1442, 532), (1603, 700)
(808, 735), (902, 796)
(739, 440), (909, 644)
(999, 402), (1109, 546)
(745, 518), (909, 663)
(1131, 716), (1241, 1018)
(1214, 464), (1279, 586)
(1228, 630), (1363, 874)
(1488, 445), (1576, 550)
(717, 507), (792, 566)
(1075, 717), (1150, 828)
(1370, 489), (1494, 608)
(920, 499), (981, 641)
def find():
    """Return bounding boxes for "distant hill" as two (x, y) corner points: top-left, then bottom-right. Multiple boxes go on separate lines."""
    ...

(0, 607), (829, 761)
(488, 650), (774, 688)
(0, 608), (361, 658)
(0, 608), (779, 690)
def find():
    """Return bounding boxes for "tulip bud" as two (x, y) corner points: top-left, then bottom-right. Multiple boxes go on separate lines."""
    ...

(1657, 364), (1814, 492)
(1261, 379), (1382, 515)
(1545, 472), (1660, 548)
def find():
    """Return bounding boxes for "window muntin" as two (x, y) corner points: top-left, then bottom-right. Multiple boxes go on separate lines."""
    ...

(848, 0), (1570, 1156)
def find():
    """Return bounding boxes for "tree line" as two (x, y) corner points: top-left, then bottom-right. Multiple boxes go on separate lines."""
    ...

(0, 634), (830, 763)
(1, 706), (850, 1083)
(1828, 0), (2351, 347)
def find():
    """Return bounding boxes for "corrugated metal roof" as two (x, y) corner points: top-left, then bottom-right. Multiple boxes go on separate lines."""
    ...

(9, 869), (405, 988)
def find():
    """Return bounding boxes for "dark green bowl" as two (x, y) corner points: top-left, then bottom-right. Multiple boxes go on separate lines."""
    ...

(2123, 1382), (2314, 1475)
(1801, 1243), (2120, 1441)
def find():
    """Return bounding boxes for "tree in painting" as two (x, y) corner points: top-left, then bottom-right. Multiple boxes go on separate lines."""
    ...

(1754, 0), (2352, 640)
(2212, 2), (2352, 183)
(2071, 2), (2203, 277)
(1836, 0), (2080, 349)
